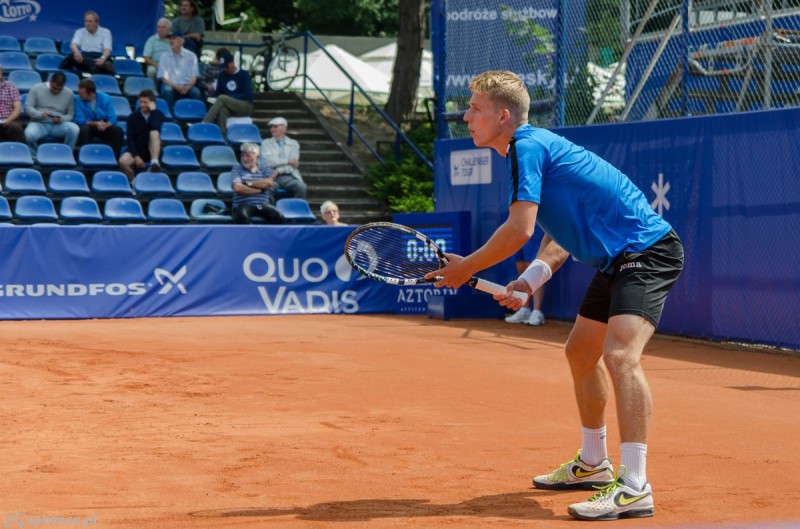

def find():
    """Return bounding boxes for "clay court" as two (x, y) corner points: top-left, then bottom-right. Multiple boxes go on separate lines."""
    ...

(2, 314), (799, 528)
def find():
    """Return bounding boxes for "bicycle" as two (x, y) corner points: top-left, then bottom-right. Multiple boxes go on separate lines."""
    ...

(255, 26), (301, 92)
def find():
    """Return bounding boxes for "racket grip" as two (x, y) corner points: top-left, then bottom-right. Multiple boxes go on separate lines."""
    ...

(470, 277), (529, 301)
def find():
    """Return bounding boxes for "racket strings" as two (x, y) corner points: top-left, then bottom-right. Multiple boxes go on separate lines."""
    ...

(346, 227), (443, 280)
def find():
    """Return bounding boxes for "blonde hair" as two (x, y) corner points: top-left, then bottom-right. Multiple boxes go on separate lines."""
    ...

(469, 70), (530, 123)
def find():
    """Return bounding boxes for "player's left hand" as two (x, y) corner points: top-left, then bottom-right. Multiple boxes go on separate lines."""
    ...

(493, 278), (531, 310)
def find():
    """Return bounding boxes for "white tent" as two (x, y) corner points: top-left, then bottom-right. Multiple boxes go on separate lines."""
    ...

(359, 42), (434, 99)
(288, 44), (392, 104)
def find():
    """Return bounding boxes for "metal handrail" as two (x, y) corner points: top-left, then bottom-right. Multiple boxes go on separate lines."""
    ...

(204, 32), (433, 171)
(296, 32), (433, 171)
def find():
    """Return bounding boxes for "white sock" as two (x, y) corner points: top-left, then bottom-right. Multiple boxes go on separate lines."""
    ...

(580, 426), (608, 466)
(620, 442), (648, 490)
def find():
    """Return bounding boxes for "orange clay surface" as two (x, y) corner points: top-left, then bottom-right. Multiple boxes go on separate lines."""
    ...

(1, 314), (799, 528)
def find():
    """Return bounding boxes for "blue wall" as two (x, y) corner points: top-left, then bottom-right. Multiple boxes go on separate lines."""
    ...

(0, 0), (163, 49)
(435, 107), (800, 350)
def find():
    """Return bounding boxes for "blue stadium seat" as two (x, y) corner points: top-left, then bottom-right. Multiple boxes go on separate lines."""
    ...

(0, 196), (12, 222)
(91, 74), (121, 95)
(23, 37), (58, 56)
(216, 171), (233, 195)
(110, 95), (132, 120)
(59, 40), (72, 55)
(48, 71), (79, 92)
(91, 171), (134, 196)
(0, 51), (32, 71)
(14, 195), (58, 223)
(187, 122), (225, 146)
(78, 144), (118, 169)
(190, 198), (233, 223)
(172, 98), (206, 122)
(275, 198), (316, 224)
(201, 145), (238, 170)
(48, 170), (90, 195)
(36, 143), (77, 168)
(59, 196), (102, 223)
(176, 171), (216, 196)
(0, 35), (20, 52)
(103, 197), (145, 223)
(226, 123), (262, 145)
(113, 58), (143, 77)
(147, 198), (189, 223)
(133, 172), (175, 196)
(123, 76), (158, 98)
(34, 53), (64, 75)
(0, 142), (34, 167)
(160, 122), (187, 145)
(4, 168), (46, 194)
(161, 145), (200, 170)
(9, 69), (42, 93)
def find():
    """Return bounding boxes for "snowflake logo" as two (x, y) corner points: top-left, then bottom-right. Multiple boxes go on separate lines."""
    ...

(650, 172), (670, 216)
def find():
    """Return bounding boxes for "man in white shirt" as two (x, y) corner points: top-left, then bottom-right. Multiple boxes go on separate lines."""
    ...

(260, 116), (308, 198)
(157, 30), (202, 112)
(60, 10), (114, 75)
(143, 18), (172, 80)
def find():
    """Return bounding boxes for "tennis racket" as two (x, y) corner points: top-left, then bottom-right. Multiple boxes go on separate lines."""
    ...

(344, 222), (527, 300)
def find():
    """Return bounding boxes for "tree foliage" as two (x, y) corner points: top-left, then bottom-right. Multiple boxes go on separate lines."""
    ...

(363, 123), (435, 213)
(166, 0), (400, 35)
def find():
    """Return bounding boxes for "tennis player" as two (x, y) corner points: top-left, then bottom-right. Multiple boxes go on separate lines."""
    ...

(427, 70), (683, 521)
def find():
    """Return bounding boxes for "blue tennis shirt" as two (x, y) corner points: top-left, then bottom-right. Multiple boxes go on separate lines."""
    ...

(508, 125), (671, 272)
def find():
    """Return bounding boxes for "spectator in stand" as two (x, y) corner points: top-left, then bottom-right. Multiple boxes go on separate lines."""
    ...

(171, 0), (205, 56)
(157, 29), (202, 112)
(0, 65), (24, 143)
(143, 18), (172, 80)
(230, 142), (283, 224)
(118, 89), (165, 181)
(260, 116), (307, 199)
(320, 201), (346, 226)
(199, 47), (229, 99)
(24, 71), (79, 156)
(74, 78), (125, 158)
(202, 51), (253, 136)
(60, 10), (115, 75)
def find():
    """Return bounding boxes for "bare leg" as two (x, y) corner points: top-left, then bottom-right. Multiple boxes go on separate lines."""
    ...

(119, 153), (135, 181)
(148, 130), (161, 163)
(565, 315), (608, 429)
(603, 314), (655, 443)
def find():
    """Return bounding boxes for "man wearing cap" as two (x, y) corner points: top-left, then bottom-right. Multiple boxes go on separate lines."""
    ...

(157, 29), (202, 111)
(60, 10), (114, 75)
(203, 52), (253, 136)
(260, 116), (307, 198)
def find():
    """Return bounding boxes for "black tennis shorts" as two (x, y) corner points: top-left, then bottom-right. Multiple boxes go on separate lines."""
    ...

(578, 229), (684, 328)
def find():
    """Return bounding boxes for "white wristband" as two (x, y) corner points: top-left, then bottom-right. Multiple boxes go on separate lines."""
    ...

(520, 259), (552, 293)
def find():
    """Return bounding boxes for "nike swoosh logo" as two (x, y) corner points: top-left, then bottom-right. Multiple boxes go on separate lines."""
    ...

(615, 491), (651, 507)
(573, 466), (609, 478)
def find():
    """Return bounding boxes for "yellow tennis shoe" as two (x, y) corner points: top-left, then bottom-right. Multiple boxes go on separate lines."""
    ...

(567, 466), (655, 520)
(532, 449), (614, 490)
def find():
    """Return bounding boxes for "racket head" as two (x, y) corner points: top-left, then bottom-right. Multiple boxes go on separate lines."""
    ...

(344, 222), (447, 285)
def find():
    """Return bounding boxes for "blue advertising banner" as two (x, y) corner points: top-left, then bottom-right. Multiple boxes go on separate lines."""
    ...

(434, 107), (800, 350)
(0, 225), (410, 320)
(0, 0), (163, 49)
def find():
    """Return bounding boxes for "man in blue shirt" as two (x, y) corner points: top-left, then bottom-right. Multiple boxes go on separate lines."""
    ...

(74, 78), (124, 158)
(428, 71), (683, 522)
(203, 51), (253, 136)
